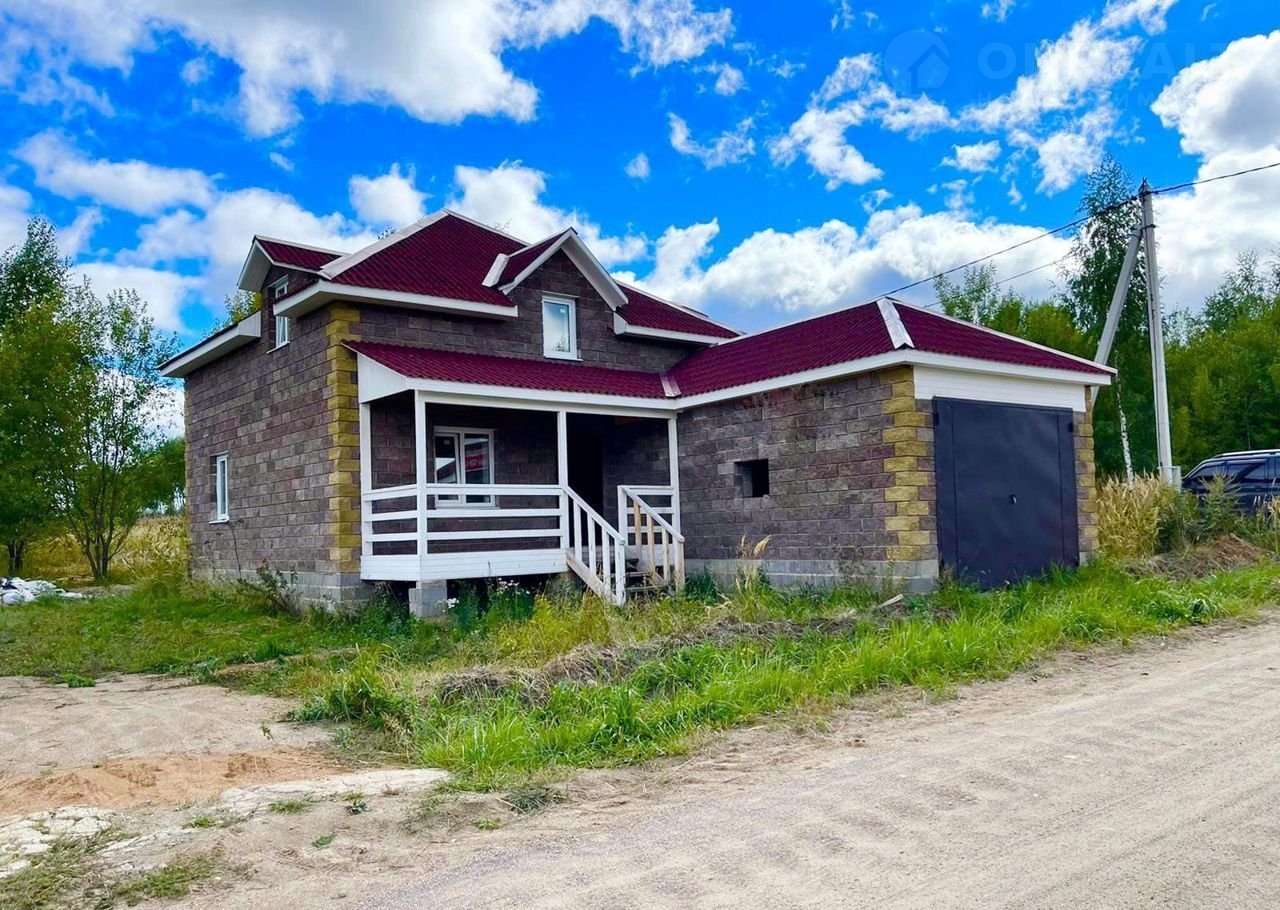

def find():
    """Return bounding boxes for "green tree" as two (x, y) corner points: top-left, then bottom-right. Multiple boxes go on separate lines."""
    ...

(223, 289), (261, 326)
(1064, 156), (1152, 478)
(934, 263), (1088, 356)
(0, 219), (96, 573)
(52, 289), (179, 581)
(135, 436), (187, 515)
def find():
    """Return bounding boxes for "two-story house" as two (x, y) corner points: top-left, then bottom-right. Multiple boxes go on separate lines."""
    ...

(162, 210), (1112, 613)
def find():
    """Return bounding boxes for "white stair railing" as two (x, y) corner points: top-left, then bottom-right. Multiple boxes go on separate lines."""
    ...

(619, 486), (685, 592)
(563, 486), (627, 605)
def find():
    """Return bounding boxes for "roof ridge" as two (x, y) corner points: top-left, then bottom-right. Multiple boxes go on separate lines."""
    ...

(877, 299), (914, 349)
(320, 211), (450, 279)
(255, 235), (346, 255)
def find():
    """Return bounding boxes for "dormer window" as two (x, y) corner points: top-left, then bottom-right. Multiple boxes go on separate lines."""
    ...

(542, 294), (578, 359)
(269, 276), (290, 300)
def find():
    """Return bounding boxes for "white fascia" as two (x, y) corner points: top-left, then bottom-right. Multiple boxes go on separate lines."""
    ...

(612, 313), (733, 346)
(275, 280), (517, 321)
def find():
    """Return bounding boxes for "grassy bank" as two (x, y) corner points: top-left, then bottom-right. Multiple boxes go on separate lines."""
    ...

(292, 559), (1277, 788)
(3, 551), (1277, 790)
(0, 579), (449, 679)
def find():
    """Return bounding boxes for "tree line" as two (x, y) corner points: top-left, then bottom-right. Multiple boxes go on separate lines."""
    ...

(0, 218), (181, 580)
(935, 156), (1280, 478)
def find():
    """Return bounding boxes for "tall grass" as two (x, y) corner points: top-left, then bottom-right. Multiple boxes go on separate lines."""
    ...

(20, 514), (188, 586)
(289, 563), (1279, 789)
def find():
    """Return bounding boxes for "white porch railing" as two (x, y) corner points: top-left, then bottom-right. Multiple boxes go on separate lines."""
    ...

(618, 485), (685, 591)
(362, 482), (647, 604)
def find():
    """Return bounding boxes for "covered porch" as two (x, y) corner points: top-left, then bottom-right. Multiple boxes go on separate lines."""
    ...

(354, 376), (684, 604)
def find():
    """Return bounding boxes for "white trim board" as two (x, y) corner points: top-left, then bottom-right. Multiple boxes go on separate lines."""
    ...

(276, 280), (517, 320)
(160, 311), (261, 378)
(612, 313), (732, 346)
(912, 365), (1087, 411)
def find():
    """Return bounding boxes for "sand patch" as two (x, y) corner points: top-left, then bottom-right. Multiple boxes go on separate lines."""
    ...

(0, 748), (346, 816)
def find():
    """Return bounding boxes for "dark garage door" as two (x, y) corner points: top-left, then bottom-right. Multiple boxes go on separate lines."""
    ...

(934, 399), (1079, 588)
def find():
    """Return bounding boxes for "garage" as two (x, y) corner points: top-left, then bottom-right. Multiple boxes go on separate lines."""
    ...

(933, 398), (1080, 587)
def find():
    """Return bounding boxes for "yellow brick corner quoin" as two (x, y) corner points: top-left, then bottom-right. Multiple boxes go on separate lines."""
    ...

(879, 368), (937, 559)
(325, 305), (362, 575)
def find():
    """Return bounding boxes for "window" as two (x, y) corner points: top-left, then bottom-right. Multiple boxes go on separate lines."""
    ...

(274, 314), (291, 348)
(268, 276), (290, 300)
(212, 454), (229, 522)
(434, 428), (495, 505)
(737, 459), (770, 498)
(542, 295), (578, 359)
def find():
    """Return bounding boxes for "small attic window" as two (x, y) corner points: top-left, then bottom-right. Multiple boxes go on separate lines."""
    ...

(269, 276), (289, 300)
(542, 295), (578, 359)
(737, 459), (770, 498)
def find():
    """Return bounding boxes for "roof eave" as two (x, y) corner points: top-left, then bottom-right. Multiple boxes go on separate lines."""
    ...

(160, 311), (262, 379)
(612, 313), (732, 346)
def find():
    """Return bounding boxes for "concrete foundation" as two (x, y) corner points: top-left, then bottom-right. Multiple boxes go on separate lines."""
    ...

(409, 581), (449, 620)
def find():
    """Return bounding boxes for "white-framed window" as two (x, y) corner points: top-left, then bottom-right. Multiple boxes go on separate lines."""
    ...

(433, 427), (495, 506)
(542, 294), (578, 359)
(274, 313), (291, 348)
(268, 275), (290, 300)
(212, 453), (229, 522)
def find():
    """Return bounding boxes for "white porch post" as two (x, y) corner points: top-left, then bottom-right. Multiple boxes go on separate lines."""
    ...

(556, 410), (570, 550)
(667, 415), (681, 534)
(359, 402), (372, 559)
(415, 391), (429, 574)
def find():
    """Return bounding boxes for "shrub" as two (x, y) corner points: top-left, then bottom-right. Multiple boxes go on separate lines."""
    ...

(236, 563), (305, 617)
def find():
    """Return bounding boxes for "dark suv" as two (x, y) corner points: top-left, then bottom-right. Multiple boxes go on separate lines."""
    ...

(1182, 449), (1280, 513)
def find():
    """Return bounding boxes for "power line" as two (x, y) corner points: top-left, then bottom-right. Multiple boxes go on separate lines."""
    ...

(875, 157), (1280, 303)
(1151, 159), (1280, 195)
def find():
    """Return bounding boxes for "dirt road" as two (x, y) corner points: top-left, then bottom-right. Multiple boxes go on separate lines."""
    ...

(359, 621), (1280, 910)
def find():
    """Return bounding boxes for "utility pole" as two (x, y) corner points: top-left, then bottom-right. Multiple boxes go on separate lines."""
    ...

(1139, 180), (1175, 485)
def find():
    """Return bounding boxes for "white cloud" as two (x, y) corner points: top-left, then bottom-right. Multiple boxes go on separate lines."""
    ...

(0, 180), (34, 252)
(668, 113), (756, 168)
(59, 207), (102, 257)
(770, 54), (949, 189)
(1099, 0), (1178, 34)
(1151, 31), (1280, 157)
(625, 152), (651, 180)
(981, 0), (1017, 22)
(1034, 107), (1115, 193)
(942, 141), (1002, 173)
(769, 105), (881, 188)
(78, 263), (200, 333)
(635, 206), (1073, 315)
(703, 61), (744, 95)
(963, 22), (1137, 130)
(450, 162), (645, 265)
(1145, 33), (1280, 310)
(180, 57), (210, 85)
(130, 187), (375, 296)
(349, 164), (428, 227)
(268, 151), (294, 172)
(0, 0), (732, 135)
(15, 130), (216, 215)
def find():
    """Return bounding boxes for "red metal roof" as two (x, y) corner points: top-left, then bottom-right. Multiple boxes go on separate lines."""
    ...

(494, 233), (563, 286)
(347, 298), (1107, 402)
(618, 284), (739, 339)
(894, 303), (1110, 375)
(257, 238), (343, 271)
(328, 214), (521, 307)
(346, 341), (669, 399)
(668, 302), (894, 396)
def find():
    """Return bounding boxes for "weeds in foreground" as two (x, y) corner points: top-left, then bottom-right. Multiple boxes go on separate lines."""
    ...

(0, 832), (231, 910)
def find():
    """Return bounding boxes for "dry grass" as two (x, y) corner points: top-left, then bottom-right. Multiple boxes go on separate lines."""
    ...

(21, 514), (187, 586)
(1097, 476), (1176, 560)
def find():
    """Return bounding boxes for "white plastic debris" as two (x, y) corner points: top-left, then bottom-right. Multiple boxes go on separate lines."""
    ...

(0, 577), (86, 606)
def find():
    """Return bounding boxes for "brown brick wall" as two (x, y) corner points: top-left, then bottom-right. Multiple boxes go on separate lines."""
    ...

(676, 369), (938, 586)
(349, 250), (696, 373)
(185, 303), (355, 598)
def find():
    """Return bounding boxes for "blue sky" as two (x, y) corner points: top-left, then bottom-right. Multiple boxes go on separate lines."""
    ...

(1, 0), (1277, 345)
